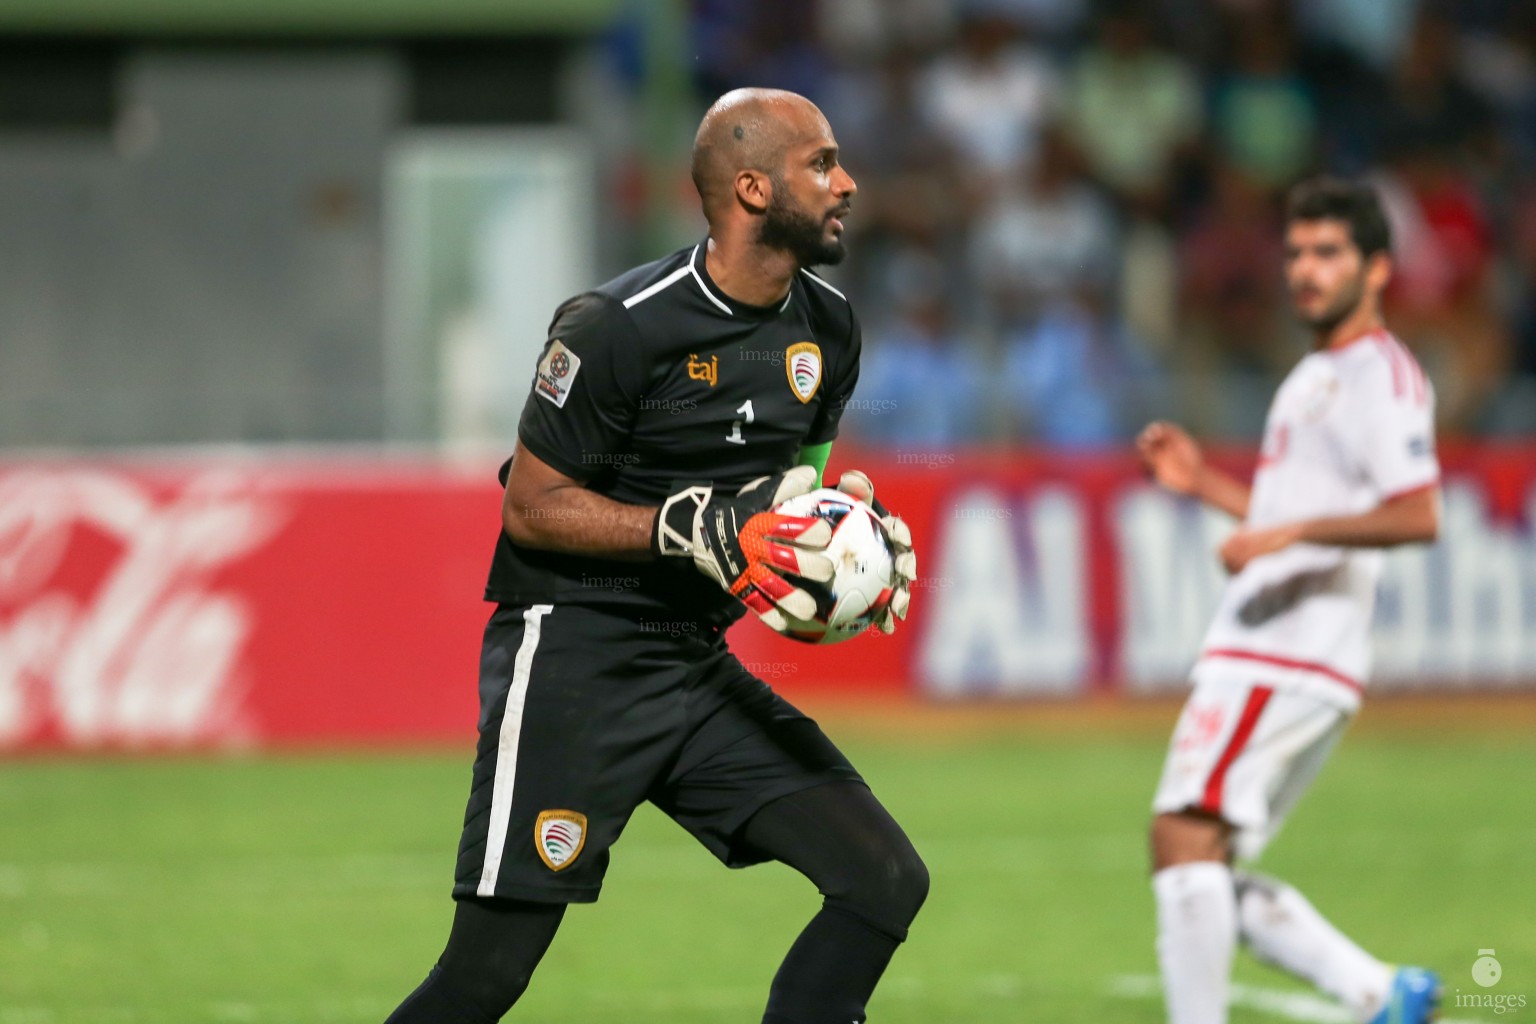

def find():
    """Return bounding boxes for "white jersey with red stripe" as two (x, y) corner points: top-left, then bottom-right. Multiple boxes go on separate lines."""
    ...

(1196, 329), (1440, 709)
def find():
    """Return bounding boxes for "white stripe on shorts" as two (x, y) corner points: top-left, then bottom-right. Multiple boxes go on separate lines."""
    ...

(477, 603), (555, 897)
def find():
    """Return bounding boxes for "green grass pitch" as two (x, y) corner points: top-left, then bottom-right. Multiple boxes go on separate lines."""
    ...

(2, 707), (1532, 1023)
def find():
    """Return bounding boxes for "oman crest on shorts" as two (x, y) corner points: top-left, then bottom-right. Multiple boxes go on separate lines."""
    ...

(785, 342), (822, 403)
(535, 810), (588, 871)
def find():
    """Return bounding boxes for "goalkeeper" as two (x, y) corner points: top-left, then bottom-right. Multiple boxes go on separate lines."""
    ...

(382, 87), (920, 1024)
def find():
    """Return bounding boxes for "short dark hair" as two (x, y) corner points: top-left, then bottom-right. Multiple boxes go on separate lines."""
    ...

(1285, 177), (1392, 258)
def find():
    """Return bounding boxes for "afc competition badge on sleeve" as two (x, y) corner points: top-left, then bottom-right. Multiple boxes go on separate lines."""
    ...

(534, 339), (581, 409)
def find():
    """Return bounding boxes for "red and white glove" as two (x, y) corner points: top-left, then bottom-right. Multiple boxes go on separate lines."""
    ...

(836, 469), (916, 634)
(654, 464), (834, 631)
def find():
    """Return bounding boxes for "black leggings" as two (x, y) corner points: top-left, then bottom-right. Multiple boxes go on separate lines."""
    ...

(384, 780), (928, 1023)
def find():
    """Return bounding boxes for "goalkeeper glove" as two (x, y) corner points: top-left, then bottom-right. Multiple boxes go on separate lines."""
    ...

(835, 469), (916, 634)
(654, 464), (834, 632)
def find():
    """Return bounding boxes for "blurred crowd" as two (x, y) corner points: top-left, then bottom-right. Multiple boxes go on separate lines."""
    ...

(619, 0), (1536, 444)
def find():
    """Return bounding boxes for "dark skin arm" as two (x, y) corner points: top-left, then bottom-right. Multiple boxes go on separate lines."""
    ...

(502, 439), (837, 560)
(501, 439), (656, 560)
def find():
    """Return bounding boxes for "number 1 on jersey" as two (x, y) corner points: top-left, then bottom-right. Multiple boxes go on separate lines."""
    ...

(725, 399), (755, 445)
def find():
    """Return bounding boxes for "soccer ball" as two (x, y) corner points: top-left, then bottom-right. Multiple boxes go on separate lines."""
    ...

(771, 487), (896, 645)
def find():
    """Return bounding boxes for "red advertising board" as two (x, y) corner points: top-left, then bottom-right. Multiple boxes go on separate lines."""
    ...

(1, 444), (1533, 750)
(0, 461), (493, 750)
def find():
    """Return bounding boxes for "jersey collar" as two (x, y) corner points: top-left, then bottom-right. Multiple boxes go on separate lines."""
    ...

(690, 242), (795, 320)
(1320, 325), (1388, 353)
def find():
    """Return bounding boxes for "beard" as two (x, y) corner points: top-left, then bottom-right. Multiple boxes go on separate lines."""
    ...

(756, 177), (847, 267)
(1295, 274), (1365, 334)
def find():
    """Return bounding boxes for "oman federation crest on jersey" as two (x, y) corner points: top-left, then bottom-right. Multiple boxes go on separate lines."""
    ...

(535, 810), (588, 871)
(785, 341), (822, 403)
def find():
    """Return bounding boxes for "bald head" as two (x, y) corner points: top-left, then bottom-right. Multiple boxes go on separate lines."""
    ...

(691, 88), (829, 219)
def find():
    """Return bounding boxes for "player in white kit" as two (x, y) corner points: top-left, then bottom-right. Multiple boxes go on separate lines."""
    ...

(1137, 178), (1442, 1024)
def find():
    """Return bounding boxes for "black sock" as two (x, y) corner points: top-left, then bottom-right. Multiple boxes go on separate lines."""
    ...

(762, 903), (902, 1024)
(384, 897), (566, 1024)
(739, 782), (928, 1024)
(385, 964), (488, 1024)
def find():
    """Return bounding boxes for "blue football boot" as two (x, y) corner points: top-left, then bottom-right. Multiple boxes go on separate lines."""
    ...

(1369, 967), (1442, 1024)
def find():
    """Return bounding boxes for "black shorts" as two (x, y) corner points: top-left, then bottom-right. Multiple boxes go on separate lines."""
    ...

(452, 602), (862, 904)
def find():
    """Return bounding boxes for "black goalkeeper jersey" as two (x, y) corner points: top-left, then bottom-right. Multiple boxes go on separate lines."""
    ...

(485, 242), (862, 625)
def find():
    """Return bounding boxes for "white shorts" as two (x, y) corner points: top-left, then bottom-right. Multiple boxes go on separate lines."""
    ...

(1151, 660), (1352, 861)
